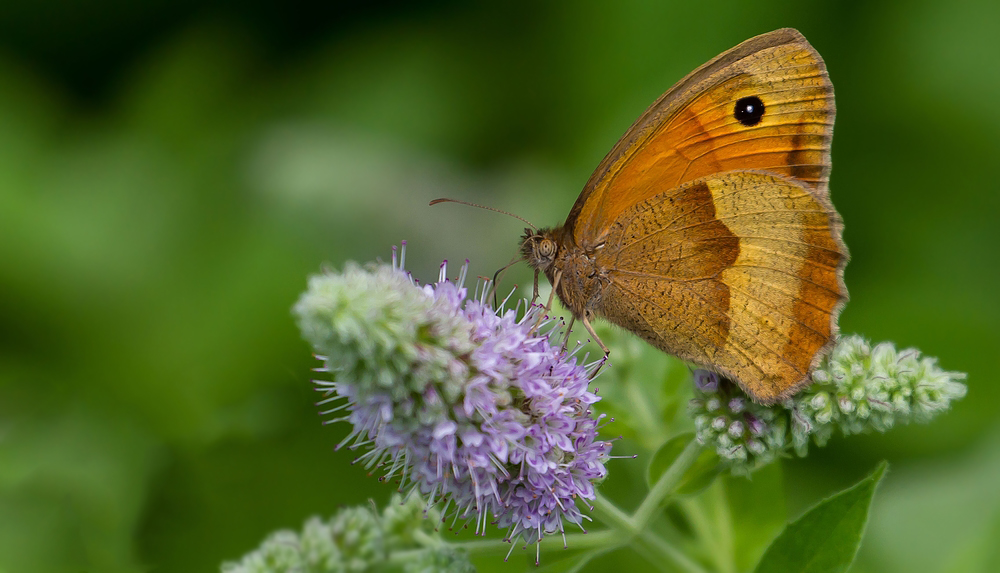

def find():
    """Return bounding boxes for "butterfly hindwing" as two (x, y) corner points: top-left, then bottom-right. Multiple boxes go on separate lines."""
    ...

(595, 171), (846, 403)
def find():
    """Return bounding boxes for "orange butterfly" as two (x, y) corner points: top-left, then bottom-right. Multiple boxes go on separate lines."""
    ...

(520, 28), (848, 404)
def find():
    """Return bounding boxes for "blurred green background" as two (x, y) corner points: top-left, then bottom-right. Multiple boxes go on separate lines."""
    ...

(1, 0), (998, 571)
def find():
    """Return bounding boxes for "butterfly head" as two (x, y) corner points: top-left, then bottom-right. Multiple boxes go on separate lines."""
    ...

(521, 227), (560, 273)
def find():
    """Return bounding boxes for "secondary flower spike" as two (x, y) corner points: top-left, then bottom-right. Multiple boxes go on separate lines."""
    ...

(690, 334), (967, 475)
(293, 244), (612, 551)
(221, 493), (474, 573)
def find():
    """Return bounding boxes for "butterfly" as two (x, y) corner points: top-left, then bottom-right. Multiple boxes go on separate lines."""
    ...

(520, 28), (848, 404)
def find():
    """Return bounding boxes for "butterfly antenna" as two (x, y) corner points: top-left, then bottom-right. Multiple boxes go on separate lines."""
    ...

(429, 198), (536, 231)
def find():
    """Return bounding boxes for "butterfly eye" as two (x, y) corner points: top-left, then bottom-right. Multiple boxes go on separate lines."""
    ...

(538, 239), (556, 258)
(734, 96), (765, 126)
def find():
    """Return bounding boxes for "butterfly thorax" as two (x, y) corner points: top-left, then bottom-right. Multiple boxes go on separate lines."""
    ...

(521, 226), (606, 318)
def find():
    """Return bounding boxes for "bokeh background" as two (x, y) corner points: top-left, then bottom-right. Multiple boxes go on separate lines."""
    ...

(1, 0), (998, 571)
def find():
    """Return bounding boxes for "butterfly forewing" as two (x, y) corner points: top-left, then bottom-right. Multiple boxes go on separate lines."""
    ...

(567, 28), (834, 247)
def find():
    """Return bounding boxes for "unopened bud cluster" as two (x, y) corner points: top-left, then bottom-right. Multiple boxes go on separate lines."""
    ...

(221, 494), (473, 573)
(690, 334), (967, 474)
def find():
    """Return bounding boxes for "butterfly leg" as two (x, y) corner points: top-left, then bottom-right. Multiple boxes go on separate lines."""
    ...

(530, 269), (540, 306)
(531, 269), (561, 334)
(561, 315), (576, 352)
(581, 311), (609, 355)
(581, 311), (610, 377)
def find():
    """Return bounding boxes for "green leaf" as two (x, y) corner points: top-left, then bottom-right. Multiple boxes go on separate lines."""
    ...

(646, 433), (721, 496)
(753, 461), (887, 573)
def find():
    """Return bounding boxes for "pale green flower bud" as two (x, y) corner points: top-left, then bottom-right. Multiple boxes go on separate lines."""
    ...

(220, 494), (474, 573)
(691, 334), (966, 475)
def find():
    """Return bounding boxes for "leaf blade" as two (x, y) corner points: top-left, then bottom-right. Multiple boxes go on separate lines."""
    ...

(754, 461), (888, 573)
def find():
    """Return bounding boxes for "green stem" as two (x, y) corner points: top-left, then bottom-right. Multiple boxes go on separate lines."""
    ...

(632, 438), (703, 529)
(625, 373), (662, 442)
(677, 482), (737, 573)
(591, 492), (636, 533)
(591, 493), (708, 573)
(449, 530), (619, 555)
(678, 498), (714, 566)
(639, 533), (708, 573)
(398, 530), (621, 565)
(400, 437), (709, 570)
(411, 528), (442, 549)
(710, 482), (736, 573)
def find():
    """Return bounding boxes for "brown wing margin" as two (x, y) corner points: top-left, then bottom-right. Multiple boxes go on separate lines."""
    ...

(563, 28), (826, 240)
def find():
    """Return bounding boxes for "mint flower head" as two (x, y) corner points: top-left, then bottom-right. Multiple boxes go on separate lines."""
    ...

(690, 334), (968, 475)
(293, 244), (611, 549)
(689, 370), (788, 472)
(221, 493), (474, 573)
(787, 335), (967, 454)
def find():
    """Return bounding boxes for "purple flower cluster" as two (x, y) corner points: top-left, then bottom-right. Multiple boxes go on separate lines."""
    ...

(689, 370), (786, 474)
(293, 245), (611, 549)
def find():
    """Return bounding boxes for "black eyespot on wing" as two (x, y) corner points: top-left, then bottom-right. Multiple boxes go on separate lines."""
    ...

(734, 96), (765, 126)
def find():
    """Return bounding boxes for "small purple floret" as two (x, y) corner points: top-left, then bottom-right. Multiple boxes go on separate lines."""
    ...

(694, 370), (719, 392)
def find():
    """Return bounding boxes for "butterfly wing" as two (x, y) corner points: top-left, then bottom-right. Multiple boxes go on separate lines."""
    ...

(594, 171), (846, 404)
(566, 28), (835, 247)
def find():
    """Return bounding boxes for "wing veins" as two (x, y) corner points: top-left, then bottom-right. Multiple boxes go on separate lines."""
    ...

(616, 208), (830, 252)
(611, 273), (804, 376)
(673, 117), (833, 150)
